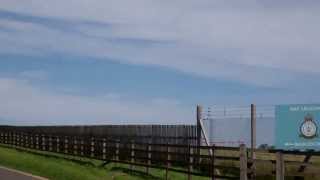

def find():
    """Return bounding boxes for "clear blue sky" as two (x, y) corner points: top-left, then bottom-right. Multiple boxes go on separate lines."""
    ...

(0, 0), (319, 126)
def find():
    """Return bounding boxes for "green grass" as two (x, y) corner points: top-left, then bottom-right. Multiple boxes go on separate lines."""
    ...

(2, 145), (318, 180)
(0, 146), (209, 180)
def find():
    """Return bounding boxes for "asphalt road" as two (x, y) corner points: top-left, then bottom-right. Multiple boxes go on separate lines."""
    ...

(0, 167), (47, 180)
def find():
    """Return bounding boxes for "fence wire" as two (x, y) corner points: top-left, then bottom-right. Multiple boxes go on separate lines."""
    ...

(201, 105), (275, 148)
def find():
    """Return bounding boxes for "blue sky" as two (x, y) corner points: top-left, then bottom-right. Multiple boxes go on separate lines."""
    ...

(0, 0), (320, 126)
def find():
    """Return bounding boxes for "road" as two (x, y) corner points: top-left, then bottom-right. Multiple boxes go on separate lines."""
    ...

(0, 167), (47, 180)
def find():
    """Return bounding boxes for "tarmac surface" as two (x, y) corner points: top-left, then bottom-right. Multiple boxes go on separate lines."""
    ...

(0, 167), (47, 180)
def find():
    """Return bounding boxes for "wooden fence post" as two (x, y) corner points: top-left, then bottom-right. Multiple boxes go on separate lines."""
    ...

(13, 133), (16, 147)
(91, 138), (95, 158)
(146, 141), (152, 174)
(8, 133), (11, 146)
(74, 138), (78, 155)
(130, 140), (135, 171)
(19, 133), (22, 147)
(103, 138), (106, 160)
(188, 146), (194, 180)
(4, 133), (7, 144)
(80, 139), (84, 156)
(17, 133), (20, 147)
(240, 144), (248, 180)
(211, 145), (215, 180)
(49, 136), (52, 151)
(166, 144), (171, 180)
(64, 137), (68, 154)
(115, 140), (120, 166)
(22, 133), (25, 147)
(30, 135), (34, 149)
(56, 137), (60, 153)
(276, 151), (285, 180)
(10, 132), (13, 145)
(36, 135), (39, 150)
(25, 134), (28, 148)
(42, 135), (45, 151)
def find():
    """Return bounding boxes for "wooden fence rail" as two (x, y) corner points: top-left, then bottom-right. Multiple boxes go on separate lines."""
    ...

(1, 132), (320, 180)
(0, 131), (238, 179)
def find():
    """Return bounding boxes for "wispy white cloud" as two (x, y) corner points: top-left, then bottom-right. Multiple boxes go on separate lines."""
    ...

(0, 77), (193, 125)
(0, 0), (319, 86)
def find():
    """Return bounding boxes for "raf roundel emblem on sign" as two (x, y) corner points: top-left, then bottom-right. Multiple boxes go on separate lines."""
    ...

(300, 114), (318, 139)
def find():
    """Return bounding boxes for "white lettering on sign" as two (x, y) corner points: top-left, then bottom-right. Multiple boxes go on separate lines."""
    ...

(289, 106), (320, 112)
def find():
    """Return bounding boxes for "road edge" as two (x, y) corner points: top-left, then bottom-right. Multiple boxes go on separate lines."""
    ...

(0, 166), (49, 180)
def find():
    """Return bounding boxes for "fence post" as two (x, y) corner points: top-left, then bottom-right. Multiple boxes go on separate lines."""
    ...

(115, 140), (120, 166)
(25, 134), (28, 148)
(15, 133), (17, 147)
(240, 144), (248, 180)
(196, 105), (202, 165)
(146, 140), (152, 174)
(250, 104), (257, 180)
(211, 145), (215, 180)
(17, 133), (20, 147)
(42, 135), (45, 151)
(64, 137), (68, 154)
(19, 133), (23, 147)
(8, 133), (11, 146)
(13, 133), (16, 147)
(103, 138), (106, 160)
(49, 136), (52, 151)
(56, 136), (60, 153)
(130, 140), (135, 171)
(28, 134), (31, 148)
(80, 139), (84, 156)
(74, 138), (78, 155)
(4, 133), (7, 144)
(91, 138), (95, 158)
(276, 151), (285, 180)
(166, 143), (171, 180)
(22, 133), (25, 147)
(10, 133), (12, 147)
(188, 146), (194, 180)
(36, 135), (39, 150)
(30, 135), (33, 149)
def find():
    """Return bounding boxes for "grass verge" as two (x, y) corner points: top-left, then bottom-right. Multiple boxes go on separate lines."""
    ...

(0, 146), (209, 180)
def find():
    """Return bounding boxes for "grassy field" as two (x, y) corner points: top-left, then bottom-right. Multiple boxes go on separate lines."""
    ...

(0, 146), (209, 180)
